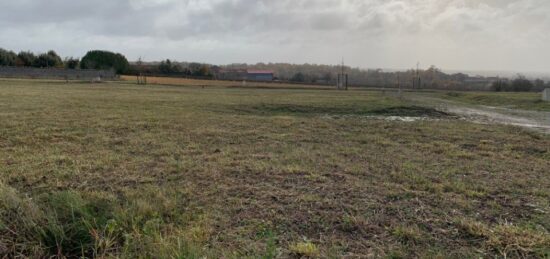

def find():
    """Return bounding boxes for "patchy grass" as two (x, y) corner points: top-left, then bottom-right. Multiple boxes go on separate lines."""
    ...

(391, 225), (424, 245)
(0, 79), (549, 257)
(289, 241), (320, 258)
(456, 219), (550, 258)
(437, 91), (550, 111)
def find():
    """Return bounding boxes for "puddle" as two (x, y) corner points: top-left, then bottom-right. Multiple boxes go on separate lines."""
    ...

(446, 106), (550, 132)
(408, 94), (550, 134)
(320, 114), (443, 122)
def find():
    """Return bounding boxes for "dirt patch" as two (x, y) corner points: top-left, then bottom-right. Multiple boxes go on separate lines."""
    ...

(370, 106), (452, 117)
(446, 92), (463, 98)
(230, 104), (453, 118)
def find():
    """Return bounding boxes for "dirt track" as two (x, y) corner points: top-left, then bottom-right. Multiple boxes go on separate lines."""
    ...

(407, 93), (550, 134)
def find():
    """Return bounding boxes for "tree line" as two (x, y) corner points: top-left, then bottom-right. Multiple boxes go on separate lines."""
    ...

(128, 59), (214, 78)
(2, 46), (549, 92)
(491, 76), (546, 92)
(224, 63), (550, 92)
(133, 59), (550, 92)
(0, 48), (129, 74)
(0, 49), (65, 68)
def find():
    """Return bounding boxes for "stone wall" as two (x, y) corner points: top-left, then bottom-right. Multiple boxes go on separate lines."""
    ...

(0, 67), (116, 80)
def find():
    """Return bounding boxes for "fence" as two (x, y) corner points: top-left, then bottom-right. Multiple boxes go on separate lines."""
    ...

(0, 67), (116, 80)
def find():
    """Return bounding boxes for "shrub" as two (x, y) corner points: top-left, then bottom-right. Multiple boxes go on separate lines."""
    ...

(492, 76), (535, 92)
(81, 50), (129, 74)
(511, 76), (533, 92)
(33, 50), (63, 68)
(17, 51), (36, 67)
(291, 72), (305, 82)
(64, 57), (80, 69)
(491, 80), (509, 92)
(0, 48), (17, 66)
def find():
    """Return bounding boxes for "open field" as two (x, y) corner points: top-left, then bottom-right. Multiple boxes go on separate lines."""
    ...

(1, 79), (550, 258)
(120, 75), (335, 90)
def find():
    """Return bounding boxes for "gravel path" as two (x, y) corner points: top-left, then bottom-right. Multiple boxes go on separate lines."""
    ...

(407, 93), (550, 133)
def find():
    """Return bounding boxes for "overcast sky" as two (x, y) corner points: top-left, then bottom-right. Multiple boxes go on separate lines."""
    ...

(1, 0), (549, 72)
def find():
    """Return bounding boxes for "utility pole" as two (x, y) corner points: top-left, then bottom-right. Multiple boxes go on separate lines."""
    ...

(137, 56), (147, 85)
(341, 58), (344, 83)
(337, 58), (348, 90)
(345, 73), (348, 90)
(397, 74), (402, 98)
(416, 62), (421, 90)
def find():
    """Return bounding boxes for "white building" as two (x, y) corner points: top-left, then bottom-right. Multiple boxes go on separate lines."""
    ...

(543, 88), (550, 101)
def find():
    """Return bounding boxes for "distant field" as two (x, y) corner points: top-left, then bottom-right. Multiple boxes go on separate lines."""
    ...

(435, 91), (550, 111)
(1, 79), (549, 258)
(120, 75), (334, 89)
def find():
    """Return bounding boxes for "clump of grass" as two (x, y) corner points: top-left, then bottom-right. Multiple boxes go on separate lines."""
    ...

(443, 181), (487, 198)
(340, 214), (369, 234)
(391, 225), (423, 244)
(456, 219), (550, 258)
(289, 241), (320, 258)
(259, 229), (279, 259)
(488, 224), (550, 258)
(0, 182), (46, 257)
(0, 182), (206, 258)
(456, 219), (488, 239)
(446, 92), (463, 98)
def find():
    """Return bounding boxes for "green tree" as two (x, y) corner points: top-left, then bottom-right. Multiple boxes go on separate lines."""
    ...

(33, 50), (63, 68)
(158, 59), (181, 74)
(290, 72), (305, 82)
(322, 72), (332, 83)
(80, 50), (129, 74)
(199, 65), (210, 77)
(491, 80), (509, 92)
(64, 57), (80, 69)
(159, 59), (171, 74)
(0, 48), (18, 66)
(17, 51), (36, 67)
(511, 75), (533, 92)
(533, 79), (545, 91)
(188, 62), (202, 76)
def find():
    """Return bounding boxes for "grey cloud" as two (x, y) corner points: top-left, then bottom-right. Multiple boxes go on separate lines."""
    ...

(0, 0), (549, 71)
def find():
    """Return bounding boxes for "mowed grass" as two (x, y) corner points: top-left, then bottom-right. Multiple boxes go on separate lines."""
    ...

(436, 91), (550, 111)
(1, 79), (549, 258)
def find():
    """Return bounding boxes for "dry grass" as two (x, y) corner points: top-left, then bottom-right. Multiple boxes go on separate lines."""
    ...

(289, 241), (320, 258)
(0, 79), (549, 258)
(120, 75), (334, 90)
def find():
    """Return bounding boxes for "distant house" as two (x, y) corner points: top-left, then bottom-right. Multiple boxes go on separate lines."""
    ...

(246, 70), (274, 81)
